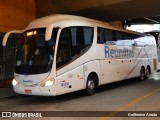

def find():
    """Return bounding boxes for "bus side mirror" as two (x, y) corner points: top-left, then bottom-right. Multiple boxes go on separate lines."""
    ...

(46, 25), (54, 41)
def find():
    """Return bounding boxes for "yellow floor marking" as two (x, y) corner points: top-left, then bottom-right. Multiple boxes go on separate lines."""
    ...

(100, 87), (160, 120)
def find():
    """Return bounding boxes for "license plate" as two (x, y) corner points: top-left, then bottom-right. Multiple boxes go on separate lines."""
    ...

(25, 89), (32, 93)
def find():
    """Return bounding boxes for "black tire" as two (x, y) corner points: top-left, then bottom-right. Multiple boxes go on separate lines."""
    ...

(145, 66), (151, 79)
(85, 75), (97, 95)
(140, 67), (145, 80)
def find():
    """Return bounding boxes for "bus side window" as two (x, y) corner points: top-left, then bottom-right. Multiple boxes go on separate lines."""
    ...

(104, 29), (115, 45)
(115, 31), (133, 46)
(115, 31), (123, 41)
(56, 27), (93, 69)
(71, 27), (93, 57)
(97, 27), (105, 44)
(97, 27), (115, 45)
(56, 28), (72, 68)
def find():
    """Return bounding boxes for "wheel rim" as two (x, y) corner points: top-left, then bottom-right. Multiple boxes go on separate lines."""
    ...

(141, 73), (145, 80)
(88, 80), (94, 90)
(146, 68), (150, 78)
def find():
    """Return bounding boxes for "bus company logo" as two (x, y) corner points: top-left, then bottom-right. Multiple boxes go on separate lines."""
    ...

(1, 112), (42, 118)
(104, 45), (134, 58)
(23, 80), (33, 83)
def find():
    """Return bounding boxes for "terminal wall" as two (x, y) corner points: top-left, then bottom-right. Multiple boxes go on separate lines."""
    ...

(0, 0), (36, 32)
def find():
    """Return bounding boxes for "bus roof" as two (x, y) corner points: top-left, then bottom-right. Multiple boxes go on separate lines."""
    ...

(26, 14), (109, 29)
(25, 14), (143, 36)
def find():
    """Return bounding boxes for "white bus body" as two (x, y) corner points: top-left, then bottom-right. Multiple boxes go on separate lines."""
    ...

(3, 15), (158, 96)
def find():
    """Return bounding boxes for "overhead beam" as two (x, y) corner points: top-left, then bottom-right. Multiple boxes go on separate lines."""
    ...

(144, 17), (160, 24)
(36, 0), (129, 18)
(126, 16), (160, 26)
(36, 0), (160, 22)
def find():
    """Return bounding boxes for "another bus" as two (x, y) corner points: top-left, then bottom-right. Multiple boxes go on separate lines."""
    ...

(145, 31), (160, 63)
(2, 14), (158, 96)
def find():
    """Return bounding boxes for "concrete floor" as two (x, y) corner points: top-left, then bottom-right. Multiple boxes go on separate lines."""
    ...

(0, 72), (160, 120)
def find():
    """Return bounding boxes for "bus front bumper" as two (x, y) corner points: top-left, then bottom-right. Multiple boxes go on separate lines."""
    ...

(13, 84), (57, 96)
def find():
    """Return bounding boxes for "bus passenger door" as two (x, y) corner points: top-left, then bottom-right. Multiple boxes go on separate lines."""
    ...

(56, 37), (85, 94)
(55, 27), (88, 95)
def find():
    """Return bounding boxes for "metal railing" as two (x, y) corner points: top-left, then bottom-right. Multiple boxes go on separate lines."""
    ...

(0, 65), (2, 82)
(0, 34), (17, 82)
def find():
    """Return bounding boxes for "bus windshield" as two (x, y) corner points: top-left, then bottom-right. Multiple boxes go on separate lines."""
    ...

(15, 28), (58, 75)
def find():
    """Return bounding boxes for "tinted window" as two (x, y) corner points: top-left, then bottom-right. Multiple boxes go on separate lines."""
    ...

(130, 34), (141, 40)
(123, 32), (130, 40)
(57, 27), (93, 68)
(71, 27), (93, 56)
(98, 27), (133, 45)
(97, 28), (105, 44)
(15, 28), (58, 74)
(115, 31), (123, 41)
(104, 29), (114, 44)
(116, 32), (133, 46)
(97, 27), (114, 44)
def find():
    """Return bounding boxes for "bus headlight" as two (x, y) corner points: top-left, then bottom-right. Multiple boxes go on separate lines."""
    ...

(40, 79), (55, 87)
(12, 78), (19, 86)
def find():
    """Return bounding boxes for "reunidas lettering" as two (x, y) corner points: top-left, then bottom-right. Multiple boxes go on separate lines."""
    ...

(104, 46), (134, 58)
(23, 80), (33, 83)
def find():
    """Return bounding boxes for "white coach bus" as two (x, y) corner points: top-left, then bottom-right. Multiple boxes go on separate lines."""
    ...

(2, 15), (158, 96)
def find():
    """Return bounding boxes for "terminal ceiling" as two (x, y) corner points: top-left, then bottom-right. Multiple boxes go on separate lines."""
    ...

(36, 0), (160, 25)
